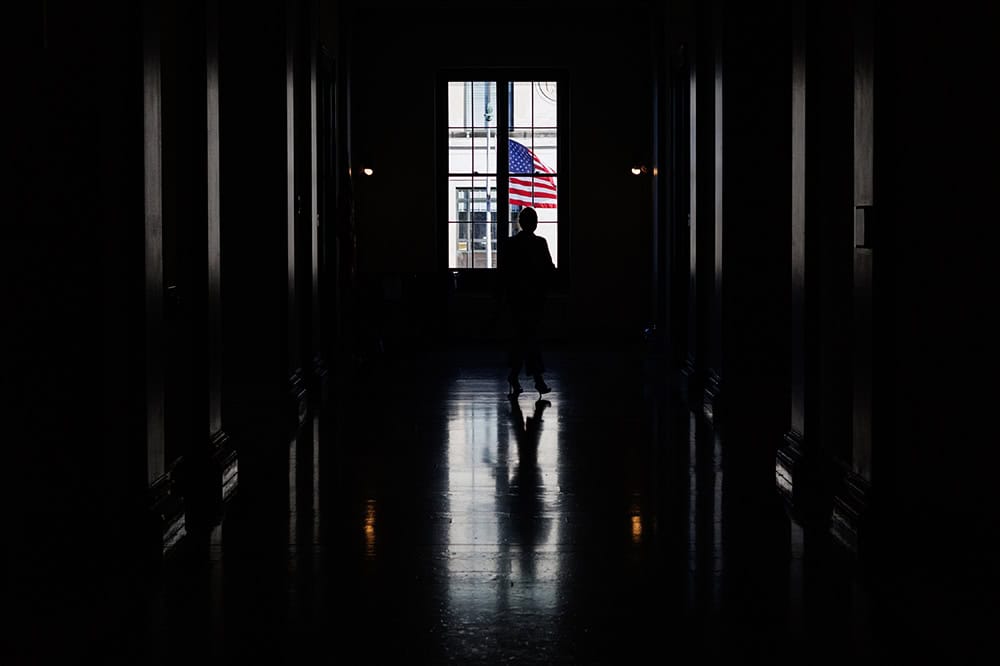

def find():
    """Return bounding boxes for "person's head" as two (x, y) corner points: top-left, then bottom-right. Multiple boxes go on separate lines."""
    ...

(517, 207), (538, 233)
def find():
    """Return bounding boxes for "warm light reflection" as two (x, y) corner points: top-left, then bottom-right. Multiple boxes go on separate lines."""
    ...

(631, 514), (643, 544)
(630, 497), (643, 544)
(364, 499), (377, 558)
(362, 167), (374, 176)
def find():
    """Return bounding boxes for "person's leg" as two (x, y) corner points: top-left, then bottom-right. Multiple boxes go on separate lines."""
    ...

(507, 349), (523, 393)
(522, 315), (549, 394)
(507, 314), (526, 394)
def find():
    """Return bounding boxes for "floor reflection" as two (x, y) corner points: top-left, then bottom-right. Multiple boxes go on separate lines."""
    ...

(503, 396), (555, 582)
(113, 347), (884, 664)
(443, 377), (562, 652)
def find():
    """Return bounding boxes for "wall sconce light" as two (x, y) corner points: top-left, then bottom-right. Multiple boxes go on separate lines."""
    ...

(362, 167), (374, 176)
(630, 165), (648, 176)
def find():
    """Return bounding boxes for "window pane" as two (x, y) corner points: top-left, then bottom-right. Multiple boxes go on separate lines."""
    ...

(509, 131), (557, 174)
(450, 180), (498, 269)
(448, 128), (498, 176)
(511, 81), (533, 127)
(511, 81), (557, 128)
(449, 129), (472, 175)
(447, 79), (559, 271)
(449, 82), (498, 174)
(447, 82), (466, 127)
(511, 204), (558, 224)
(448, 177), (473, 222)
(449, 223), (498, 269)
(534, 82), (558, 124)
(509, 176), (558, 211)
(535, 223), (558, 268)
(468, 81), (497, 128)
(472, 127), (497, 175)
(449, 222), (471, 269)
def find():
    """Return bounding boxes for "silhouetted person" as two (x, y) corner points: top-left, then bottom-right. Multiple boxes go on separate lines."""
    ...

(500, 207), (555, 397)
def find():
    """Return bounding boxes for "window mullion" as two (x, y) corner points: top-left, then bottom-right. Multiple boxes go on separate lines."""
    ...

(497, 79), (510, 244)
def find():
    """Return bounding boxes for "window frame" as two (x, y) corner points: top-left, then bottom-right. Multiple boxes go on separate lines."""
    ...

(437, 69), (570, 278)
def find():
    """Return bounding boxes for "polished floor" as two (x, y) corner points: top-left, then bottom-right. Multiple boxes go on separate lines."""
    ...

(59, 344), (971, 664)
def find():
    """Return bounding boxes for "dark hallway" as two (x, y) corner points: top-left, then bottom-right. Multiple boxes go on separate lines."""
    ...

(13, 344), (993, 664)
(71, 346), (887, 664)
(10, 0), (999, 664)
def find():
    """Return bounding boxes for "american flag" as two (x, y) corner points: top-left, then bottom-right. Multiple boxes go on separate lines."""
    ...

(509, 139), (557, 209)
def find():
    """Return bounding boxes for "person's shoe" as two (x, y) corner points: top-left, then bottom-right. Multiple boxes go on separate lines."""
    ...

(533, 376), (551, 395)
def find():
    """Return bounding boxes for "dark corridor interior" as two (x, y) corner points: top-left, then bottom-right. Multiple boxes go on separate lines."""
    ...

(8, 346), (950, 663)
(9, 0), (999, 664)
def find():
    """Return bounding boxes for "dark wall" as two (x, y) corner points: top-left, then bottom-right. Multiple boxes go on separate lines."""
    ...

(720, 0), (792, 436)
(12, 1), (149, 658)
(877, 3), (996, 528)
(811, 0), (854, 465)
(347, 5), (657, 342)
(219, 0), (296, 430)
(875, 2), (998, 633)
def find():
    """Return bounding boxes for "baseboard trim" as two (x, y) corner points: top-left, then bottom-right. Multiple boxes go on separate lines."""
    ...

(830, 469), (871, 557)
(679, 355), (699, 406)
(289, 369), (308, 429)
(148, 469), (186, 560)
(702, 370), (722, 425)
(212, 430), (238, 503)
(776, 430), (833, 527)
(776, 431), (803, 503)
(310, 354), (328, 408)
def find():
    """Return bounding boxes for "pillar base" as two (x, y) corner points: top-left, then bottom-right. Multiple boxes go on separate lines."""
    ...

(679, 355), (700, 407)
(213, 430), (238, 504)
(830, 469), (871, 557)
(310, 353), (328, 409)
(776, 430), (830, 527)
(289, 369), (308, 432)
(703, 370), (722, 425)
(148, 469), (186, 563)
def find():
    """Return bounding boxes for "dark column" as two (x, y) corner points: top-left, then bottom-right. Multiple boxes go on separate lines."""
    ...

(778, 0), (819, 522)
(778, 0), (854, 531)
(316, 41), (343, 392)
(685, 0), (718, 411)
(829, 0), (874, 556)
(679, 39), (698, 397)
(219, 0), (306, 504)
(205, 0), (238, 511)
(294, 0), (324, 407)
(869, 4), (997, 657)
(682, 0), (791, 432)
(717, 0), (792, 436)
(12, 1), (165, 657)
(140, 0), (189, 560)
(160, 0), (236, 541)
(666, 1), (697, 395)
(697, 0), (722, 423)
(667, 42), (691, 377)
(650, 7), (667, 353)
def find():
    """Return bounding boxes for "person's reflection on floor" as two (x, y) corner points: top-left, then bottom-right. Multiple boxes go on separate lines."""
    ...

(505, 396), (552, 580)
